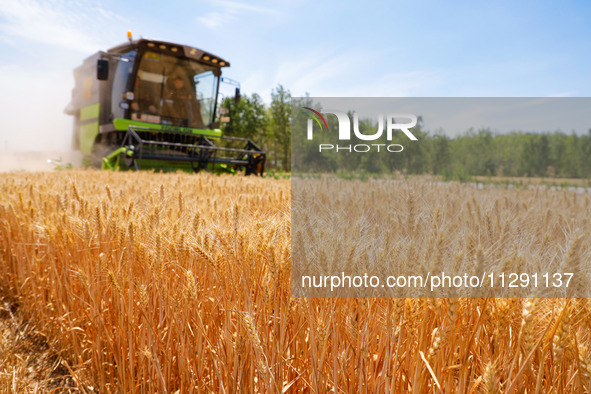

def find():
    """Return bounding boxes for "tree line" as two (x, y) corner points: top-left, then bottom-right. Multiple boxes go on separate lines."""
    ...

(222, 90), (591, 179)
(220, 85), (291, 172)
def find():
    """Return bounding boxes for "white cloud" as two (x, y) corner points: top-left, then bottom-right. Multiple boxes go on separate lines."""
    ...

(197, 12), (235, 29)
(197, 0), (281, 30)
(216, 0), (280, 15)
(241, 49), (442, 98)
(0, 0), (126, 53)
(545, 91), (576, 98)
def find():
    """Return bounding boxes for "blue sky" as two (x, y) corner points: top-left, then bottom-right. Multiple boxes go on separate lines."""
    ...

(0, 0), (590, 150)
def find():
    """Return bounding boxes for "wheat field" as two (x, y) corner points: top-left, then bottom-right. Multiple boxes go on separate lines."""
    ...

(291, 177), (591, 299)
(0, 170), (590, 392)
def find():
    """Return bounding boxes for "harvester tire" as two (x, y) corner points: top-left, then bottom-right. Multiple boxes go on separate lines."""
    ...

(90, 141), (117, 169)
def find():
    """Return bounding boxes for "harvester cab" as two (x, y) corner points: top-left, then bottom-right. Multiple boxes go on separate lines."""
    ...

(65, 37), (265, 175)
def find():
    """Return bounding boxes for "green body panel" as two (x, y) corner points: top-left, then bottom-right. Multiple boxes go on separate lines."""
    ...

(77, 103), (101, 155)
(112, 118), (222, 137)
(80, 103), (100, 121)
(80, 121), (99, 155)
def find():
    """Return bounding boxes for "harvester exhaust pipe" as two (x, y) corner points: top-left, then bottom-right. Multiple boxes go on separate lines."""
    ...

(235, 87), (241, 105)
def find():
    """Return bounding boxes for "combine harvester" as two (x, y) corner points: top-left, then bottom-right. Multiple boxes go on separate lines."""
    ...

(65, 33), (265, 175)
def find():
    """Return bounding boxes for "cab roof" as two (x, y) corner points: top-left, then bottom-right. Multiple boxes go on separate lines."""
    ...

(107, 38), (230, 68)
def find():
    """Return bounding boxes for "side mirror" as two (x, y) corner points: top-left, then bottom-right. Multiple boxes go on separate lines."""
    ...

(97, 59), (109, 80)
(234, 87), (241, 105)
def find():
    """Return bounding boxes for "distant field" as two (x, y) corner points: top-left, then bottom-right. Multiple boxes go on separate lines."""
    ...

(473, 175), (591, 187)
(1, 170), (590, 392)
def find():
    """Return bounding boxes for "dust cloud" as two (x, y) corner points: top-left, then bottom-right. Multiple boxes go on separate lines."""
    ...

(0, 53), (85, 173)
(0, 151), (83, 173)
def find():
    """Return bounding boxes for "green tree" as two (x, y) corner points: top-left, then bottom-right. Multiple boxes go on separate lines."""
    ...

(268, 85), (292, 171)
(430, 133), (451, 175)
(520, 133), (550, 177)
(221, 93), (267, 141)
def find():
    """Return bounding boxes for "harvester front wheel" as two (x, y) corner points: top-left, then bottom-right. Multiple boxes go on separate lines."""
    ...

(90, 138), (118, 169)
